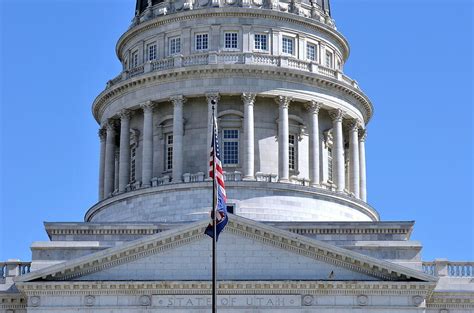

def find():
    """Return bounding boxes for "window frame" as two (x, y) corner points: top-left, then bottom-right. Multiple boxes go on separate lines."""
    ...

(325, 50), (334, 68)
(147, 43), (157, 61)
(195, 33), (209, 51)
(131, 50), (139, 68)
(169, 36), (181, 55)
(254, 33), (269, 52)
(289, 134), (297, 172)
(130, 144), (137, 183)
(306, 42), (317, 62)
(282, 36), (295, 56)
(165, 133), (173, 171)
(224, 32), (239, 50)
(222, 128), (240, 167)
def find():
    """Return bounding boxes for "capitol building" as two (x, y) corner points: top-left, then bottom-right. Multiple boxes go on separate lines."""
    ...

(1, 0), (473, 312)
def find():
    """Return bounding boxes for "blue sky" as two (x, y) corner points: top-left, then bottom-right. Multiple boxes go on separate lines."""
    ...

(0, 0), (472, 262)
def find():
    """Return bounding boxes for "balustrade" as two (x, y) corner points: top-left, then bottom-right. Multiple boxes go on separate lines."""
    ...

(422, 260), (474, 277)
(0, 261), (31, 283)
(106, 52), (359, 90)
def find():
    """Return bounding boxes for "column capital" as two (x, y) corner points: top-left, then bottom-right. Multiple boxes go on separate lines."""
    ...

(329, 109), (344, 122)
(359, 129), (367, 142)
(242, 93), (257, 106)
(98, 128), (107, 141)
(347, 119), (361, 132)
(275, 95), (292, 109)
(306, 100), (322, 114)
(170, 95), (186, 107)
(105, 119), (117, 132)
(140, 101), (155, 113)
(119, 109), (132, 121)
(206, 93), (220, 104)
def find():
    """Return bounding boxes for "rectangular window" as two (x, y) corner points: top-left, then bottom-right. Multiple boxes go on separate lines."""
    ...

(325, 51), (333, 68)
(282, 37), (294, 55)
(224, 32), (238, 49)
(306, 43), (316, 61)
(166, 134), (173, 171)
(131, 51), (139, 68)
(328, 147), (333, 182)
(254, 33), (268, 51)
(195, 33), (208, 51)
(289, 134), (296, 171)
(223, 129), (239, 165)
(169, 37), (181, 55)
(130, 145), (137, 182)
(147, 43), (157, 61)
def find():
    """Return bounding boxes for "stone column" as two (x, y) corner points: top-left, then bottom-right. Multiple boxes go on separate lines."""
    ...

(276, 96), (291, 182)
(118, 110), (131, 193)
(359, 129), (367, 201)
(206, 93), (220, 177)
(307, 101), (321, 186)
(242, 93), (256, 180)
(98, 128), (106, 200)
(330, 109), (345, 192)
(141, 101), (154, 187)
(104, 120), (116, 198)
(171, 95), (186, 183)
(348, 120), (360, 198)
(114, 149), (120, 192)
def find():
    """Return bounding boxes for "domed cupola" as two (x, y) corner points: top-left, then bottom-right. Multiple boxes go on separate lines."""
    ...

(90, 0), (374, 224)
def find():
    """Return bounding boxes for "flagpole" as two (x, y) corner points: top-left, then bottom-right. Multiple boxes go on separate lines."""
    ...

(211, 101), (217, 313)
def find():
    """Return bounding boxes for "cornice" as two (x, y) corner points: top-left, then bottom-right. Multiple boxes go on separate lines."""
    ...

(116, 8), (350, 61)
(17, 215), (435, 284)
(91, 65), (373, 124)
(16, 280), (433, 297)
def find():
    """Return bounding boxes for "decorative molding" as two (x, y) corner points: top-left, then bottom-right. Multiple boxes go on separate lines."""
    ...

(140, 100), (155, 113)
(275, 95), (292, 109)
(170, 95), (186, 107)
(98, 128), (107, 141)
(357, 294), (368, 306)
(16, 216), (435, 284)
(241, 93), (257, 106)
(92, 67), (372, 124)
(359, 128), (367, 142)
(329, 108), (343, 122)
(116, 10), (349, 61)
(119, 109), (131, 121)
(306, 100), (321, 114)
(206, 92), (220, 105)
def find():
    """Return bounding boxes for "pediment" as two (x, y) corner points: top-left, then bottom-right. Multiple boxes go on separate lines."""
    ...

(16, 215), (436, 283)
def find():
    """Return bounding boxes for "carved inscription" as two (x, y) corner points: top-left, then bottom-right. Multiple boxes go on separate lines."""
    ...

(153, 295), (301, 307)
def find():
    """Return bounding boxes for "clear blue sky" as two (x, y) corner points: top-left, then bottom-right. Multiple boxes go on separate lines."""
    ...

(0, 0), (472, 262)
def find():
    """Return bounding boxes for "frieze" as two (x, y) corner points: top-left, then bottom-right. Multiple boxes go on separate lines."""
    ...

(92, 65), (372, 124)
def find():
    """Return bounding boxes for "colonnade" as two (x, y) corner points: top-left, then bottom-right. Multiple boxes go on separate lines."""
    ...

(98, 94), (368, 202)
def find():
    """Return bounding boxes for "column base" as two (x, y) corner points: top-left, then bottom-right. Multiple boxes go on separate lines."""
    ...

(242, 176), (256, 181)
(278, 178), (289, 183)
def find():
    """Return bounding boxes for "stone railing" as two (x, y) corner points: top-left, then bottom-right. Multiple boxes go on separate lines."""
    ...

(289, 175), (311, 186)
(422, 260), (474, 277)
(255, 172), (279, 182)
(1, 260), (31, 283)
(107, 52), (359, 90)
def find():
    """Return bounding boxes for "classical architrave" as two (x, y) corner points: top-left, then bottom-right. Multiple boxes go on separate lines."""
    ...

(92, 66), (373, 123)
(16, 215), (436, 283)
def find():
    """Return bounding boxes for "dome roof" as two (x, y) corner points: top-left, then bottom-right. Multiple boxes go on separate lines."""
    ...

(135, 0), (331, 15)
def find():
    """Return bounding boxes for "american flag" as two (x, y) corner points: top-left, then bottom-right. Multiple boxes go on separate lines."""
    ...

(205, 116), (228, 240)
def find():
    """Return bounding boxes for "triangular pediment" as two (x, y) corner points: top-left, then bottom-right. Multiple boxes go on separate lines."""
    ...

(16, 216), (436, 283)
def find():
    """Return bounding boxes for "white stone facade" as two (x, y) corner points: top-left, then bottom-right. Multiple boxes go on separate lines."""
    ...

(1, 1), (473, 313)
